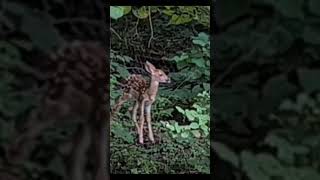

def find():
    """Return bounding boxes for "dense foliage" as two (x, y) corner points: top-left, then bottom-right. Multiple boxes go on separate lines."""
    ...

(214, 0), (320, 179)
(110, 6), (210, 174)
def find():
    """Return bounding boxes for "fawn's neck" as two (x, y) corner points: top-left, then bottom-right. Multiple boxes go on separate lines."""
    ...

(147, 77), (159, 101)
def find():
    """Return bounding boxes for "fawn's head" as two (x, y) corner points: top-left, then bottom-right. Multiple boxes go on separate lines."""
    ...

(145, 61), (171, 83)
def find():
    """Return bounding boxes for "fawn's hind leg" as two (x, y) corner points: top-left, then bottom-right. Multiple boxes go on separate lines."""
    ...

(132, 101), (140, 133)
(138, 99), (147, 144)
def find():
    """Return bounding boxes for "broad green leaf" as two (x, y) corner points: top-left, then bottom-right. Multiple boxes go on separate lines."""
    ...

(132, 7), (149, 19)
(192, 40), (206, 47)
(123, 6), (132, 15)
(200, 125), (208, 132)
(166, 124), (175, 131)
(110, 6), (124, 19)
(162, 9), (175, 16)
(191, 130), (201, 138)
(169, 14), (192, 25)
(174, 122), (181, 133)
(172, 53), (189, 62)
(191, 58), (206, 67)
(203, 83), (210, 91)
(187, 110), (199, 121)
(175, 106), (185, 114)
(181, 132), (189, 138)
(192, 32), (209, 46)
(189, 122), (199, 129)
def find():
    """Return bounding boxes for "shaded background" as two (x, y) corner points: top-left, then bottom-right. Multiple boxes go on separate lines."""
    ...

(0, 0), (108, 180)
(214, 0), (320, 179)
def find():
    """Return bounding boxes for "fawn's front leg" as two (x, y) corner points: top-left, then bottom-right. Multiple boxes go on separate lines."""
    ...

(138, 99), (146, 144)
(145, 103), (155, 143)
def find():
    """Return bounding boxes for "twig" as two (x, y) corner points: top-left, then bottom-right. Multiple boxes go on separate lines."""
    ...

(147, 6), (154, 48)
(133, 18), (140, 37)
(110, 27), (123, 41)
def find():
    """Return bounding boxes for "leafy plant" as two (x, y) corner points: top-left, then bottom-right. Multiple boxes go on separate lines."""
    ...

(165, 91), (210, 139)
(171, 32), (210, 98)
(110, 6), (132, 20)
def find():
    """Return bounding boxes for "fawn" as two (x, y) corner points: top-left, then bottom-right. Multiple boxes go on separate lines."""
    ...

(111, 61), (170, 144)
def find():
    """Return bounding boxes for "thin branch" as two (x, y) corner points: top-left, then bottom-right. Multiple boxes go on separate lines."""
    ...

(110, 27), (123, 41)
(147, 6), (154, 48)
(133, 18), (140, 37)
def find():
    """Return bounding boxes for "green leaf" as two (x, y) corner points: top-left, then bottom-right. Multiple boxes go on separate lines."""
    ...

(132, 7), (149, 19)
(172, 53), (189, 62)
(131, 168), (139, 174)
(110, 6), (124, 19)
(174, 122), (181, 133)
(175, 106), (185, 114)
(200, 125), (208, 132)
(203, 83), (210, 91)
(166, 124), (175, 131)
(181, 132), (189, 138)
(189, 122), (199, 129)
(192, 32), (209, 47)
(186, 110), (197, 121)
(122, 6), (132, 15)
(191, 130), (201, 138)
(162, 9), (175, 16)
(298, 68), (320, 93)
(213, 142), (239, 167)
(169, 14), (192, 25)
(191, 58), (206, 67)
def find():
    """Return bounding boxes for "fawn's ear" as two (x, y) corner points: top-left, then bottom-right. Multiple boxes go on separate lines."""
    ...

(145, 61), (156, 74)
